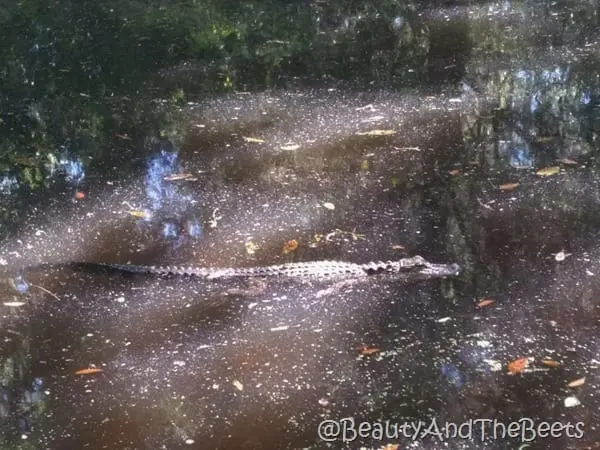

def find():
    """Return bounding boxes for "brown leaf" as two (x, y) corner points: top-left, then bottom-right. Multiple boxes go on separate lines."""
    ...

(499, 182), (520, 191)
(448, 169), (460, 176)
(390, 244), (406, 251)
(356, 345), (381, 356)
(567, 377), (585, 388)
(282, 239), (298, 254)
(477, 299), (495, 308)
(556, 158), (578, 166)
(75, 368), (103, 375)
(507, 357), (530, 375)
(540, 358), (560, 368)
(74, 191), (86, 200)
(536, 166), (560, 177)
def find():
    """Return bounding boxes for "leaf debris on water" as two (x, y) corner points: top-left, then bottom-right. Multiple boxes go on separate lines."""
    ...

(280, 143), (300, 151)
(564, 396), (581, 408)
(499, 182), (520, 191)
(540, 358), (560, 368)
(507, 357), (531, 375)
(477, 299), (495, 308)
(282, 239), (298, 254)
(233, 380), (244, 391)
(356, 129), (396, 136)
(356, 345), (381, 356)
(75, 368), (104, 375)
(536, 166), (560, 176)
(567, 377), (585, 388)
(243, 136), (265, 143)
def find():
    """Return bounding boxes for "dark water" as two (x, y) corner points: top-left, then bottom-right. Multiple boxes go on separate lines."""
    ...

(2, 1), (600, 450)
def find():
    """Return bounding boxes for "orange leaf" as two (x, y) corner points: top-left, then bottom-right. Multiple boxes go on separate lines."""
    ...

(567, 377), (585, 388)
(75, 368), (103, 375)
(356, 345), (381, 356)
(540, 358), (560, 368)
(74, 191), (86, 200)
(477, 299), (495, 308)
(282, 239), (298, 254)
(507, 357), (530, 375)
(499, 182), (520, 191)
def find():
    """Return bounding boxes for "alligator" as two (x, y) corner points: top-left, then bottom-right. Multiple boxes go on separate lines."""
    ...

(63, 255), (461, 281)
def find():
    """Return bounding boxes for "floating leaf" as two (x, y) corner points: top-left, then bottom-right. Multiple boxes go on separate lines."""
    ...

(564, 396), (581, 407)
(243, 136), (264, 143)
(245, 240), (260, 255)
(114, 133), (131, 140)
(381, 444), (400, 450)
(282, 239), (298, 254)
(322, 202), (335, 210)
(356, 345), (380, 356)
(536, 166), (560, 177)
(536, 136), (556, 143)
(554, 251), (570, 262)
(356, 129), (396, 136)
(128, 210), (150, 219)
(567, 377), (585, 388)
(361, 160), (369, 170)
(164, 173), (196, 181)
(3, 302), (25, 307)
(75, 368), (103, 375)
(499, 182), (520, 191)
(390, 244), (406, 251)
(540, 358), (560, 368)
(74, 191), (86, 200)
(508, 357), (530, 375)
(477, 299), (495, 308)
(232, 380), (244, 391)
(280, 143), (300, 151)
(448, 169), (460, 176)
(556, 158), (578, 166)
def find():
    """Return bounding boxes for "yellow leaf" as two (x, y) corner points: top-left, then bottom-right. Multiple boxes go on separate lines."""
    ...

(243, 136), (264, 143)
(280, 143), (300, 151)
(245, 241), (260, 255)
(536, 166), (560, 176)
(128, 210), (149, 219)
(356, 129), (396, 136)
(361, 160), (369, 170)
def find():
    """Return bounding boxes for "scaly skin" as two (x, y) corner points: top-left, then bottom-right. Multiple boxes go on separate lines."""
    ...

(96, 255), (461, 280)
